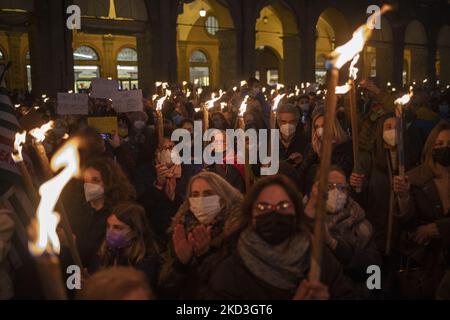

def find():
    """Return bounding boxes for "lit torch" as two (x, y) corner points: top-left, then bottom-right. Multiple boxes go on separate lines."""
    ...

(270, 93), (286, 129)
(309, 4), (392, 282)
(29, 138), (81, 300)
(12, 131), (39, 206)
(29, 121), (54, 179)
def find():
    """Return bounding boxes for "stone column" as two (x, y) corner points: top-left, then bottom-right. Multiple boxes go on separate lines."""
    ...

(376, 44), (394, 87)
(410, 46), (428, 82)
(439, 47), (450, 85)
(6, 32), (26, 91)
(298, 11), (316, 83)
(177, 41), (188, 83)
(392, 26), (405, 88)
(102, 34), (115, 79)
(281, 35), (301, 86)
(28, 0), (74, 96)
(136, 28), (154, 94)
(217, 29), (238, 88)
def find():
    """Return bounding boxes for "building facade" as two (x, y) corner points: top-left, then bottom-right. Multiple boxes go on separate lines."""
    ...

(0, 0), (449, 96)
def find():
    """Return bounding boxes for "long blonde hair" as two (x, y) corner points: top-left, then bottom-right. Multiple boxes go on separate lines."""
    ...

(312, 113), (348, 145)
(422, 120), (450, 175)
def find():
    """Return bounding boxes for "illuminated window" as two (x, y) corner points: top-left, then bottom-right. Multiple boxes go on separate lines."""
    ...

(117, 47), (138, 90)
(267, 69), (278, 86)
(190, 50), (208, 63)
(205, 16), (219, 35)
(189, 50), (209, 86)
(73, 46), (100, 92)
(117, 47), (138, 62)
(73, 46), (99, 61)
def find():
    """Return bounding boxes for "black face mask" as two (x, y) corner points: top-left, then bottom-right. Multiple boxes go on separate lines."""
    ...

(433, 147), (450, 167)
(254, 211), (296, 245)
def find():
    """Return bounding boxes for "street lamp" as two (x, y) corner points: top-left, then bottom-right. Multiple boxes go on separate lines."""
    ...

(199, 8), (206, 17)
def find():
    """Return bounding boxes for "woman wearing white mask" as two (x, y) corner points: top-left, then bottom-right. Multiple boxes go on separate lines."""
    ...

(159, 171), (244, 299)
(298, 107), (353, 195)
(348, 113), (416, 298)
(305, 166), (381, 295)
(137, 131), (199, 246)
(276, 103), (308, 168)
(75, 157), (136, 267)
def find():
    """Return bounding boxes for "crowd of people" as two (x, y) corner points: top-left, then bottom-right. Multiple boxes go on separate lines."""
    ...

(1, 75), (450, 300)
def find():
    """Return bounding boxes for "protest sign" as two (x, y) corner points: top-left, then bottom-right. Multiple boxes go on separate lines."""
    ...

(90, 78), (119, 99)
(112, 89), (143, 113)
(87, 116), (118, 134)
(57, 92), (88, 115)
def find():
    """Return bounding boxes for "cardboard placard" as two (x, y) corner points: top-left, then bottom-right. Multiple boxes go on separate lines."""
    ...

(90, 78), (119, 99)
(112, 89), (143, 113)
(57, 93), (89, 115)
(87, 117), (118, 134)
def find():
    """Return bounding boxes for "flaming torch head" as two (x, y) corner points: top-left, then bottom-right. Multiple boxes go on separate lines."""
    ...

(28, 138), (80, 256)
(394, 92), (413, 106)
(328, 5), (392, 70)
(12, 131), (27, 163)
(272, 93), (286, 112)
(29, 121), (54, 143)
(335, 84), (351, 95)
(239, 95), (249, 117)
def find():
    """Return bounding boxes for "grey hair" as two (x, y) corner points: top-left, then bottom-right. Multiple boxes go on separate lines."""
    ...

(185, 171), (243, 210)
(276, 103), (300, 124)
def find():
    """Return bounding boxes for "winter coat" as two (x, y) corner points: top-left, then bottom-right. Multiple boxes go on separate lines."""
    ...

(158, 201), (243, 299)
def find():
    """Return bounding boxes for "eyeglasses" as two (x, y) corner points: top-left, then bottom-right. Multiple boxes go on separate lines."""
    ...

(254, 201), (293, 215)
(327, 183), (348, 192)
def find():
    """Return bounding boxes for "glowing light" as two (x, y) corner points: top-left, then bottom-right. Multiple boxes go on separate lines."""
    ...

(30, 121), (54, 143)
(239, 95), (249, 116)
(335, 84), (351, 94)
(12, 131), (27, 162)
(272, 94), (286, 112)
(29, 139), (80, 256)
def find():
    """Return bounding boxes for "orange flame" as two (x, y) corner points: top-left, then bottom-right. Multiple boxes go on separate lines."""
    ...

(29, 121), (54, 143)
(205, 91), (224, 109)
(272, 93), (286, 111)
(335, 84), (351, 95)
(394, 92), (413, 106)
(349, 54), (360, 80)
(12, 131), (27, 162)
(239, 95), (249, 116)
(29, 138), (80, 256)
(329, 5), (392, 69)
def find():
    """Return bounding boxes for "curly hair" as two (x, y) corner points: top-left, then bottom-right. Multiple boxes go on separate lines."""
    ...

(84, 157), (136, 207)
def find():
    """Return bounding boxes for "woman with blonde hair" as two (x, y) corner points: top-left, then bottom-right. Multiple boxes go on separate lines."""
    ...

(298, 107), (353, 195)
(395, 120), (450, 299)
(159, 171), (244, 299)
(91, 202), (160, 294)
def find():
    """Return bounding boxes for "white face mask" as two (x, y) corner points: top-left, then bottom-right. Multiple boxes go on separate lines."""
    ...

(84, 182), (104, 202)
(316, 127), (324, 138)
(383, 129), (396, 147)
(280, 123), (296, 138)
(189, 195), (222, 224)
(326, 189), (347, 214)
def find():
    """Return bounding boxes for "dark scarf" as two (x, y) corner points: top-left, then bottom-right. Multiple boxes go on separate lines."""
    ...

(237, 228), (310, 292)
